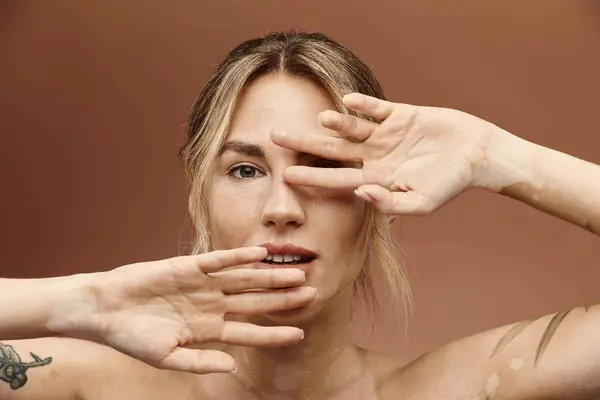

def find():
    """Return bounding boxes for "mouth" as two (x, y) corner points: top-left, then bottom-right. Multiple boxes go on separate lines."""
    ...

(261, 254), (316, 266)
(258, 243), (318, 267)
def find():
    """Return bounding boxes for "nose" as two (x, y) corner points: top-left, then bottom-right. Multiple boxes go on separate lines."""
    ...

(260, 177), (305, 229)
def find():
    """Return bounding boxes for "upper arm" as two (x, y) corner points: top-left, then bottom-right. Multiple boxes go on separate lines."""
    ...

(403, 304), (600, 399)
(484, 304), (600, 399)
(385, 304), (600, 399)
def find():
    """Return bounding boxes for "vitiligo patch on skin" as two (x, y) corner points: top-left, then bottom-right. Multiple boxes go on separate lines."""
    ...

(272, 365), (305, 391)
(510, 358), (525, 371)
(485, 373), (500, 399)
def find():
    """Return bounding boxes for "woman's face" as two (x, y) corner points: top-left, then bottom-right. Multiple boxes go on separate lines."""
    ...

(207, 73), (369, 322)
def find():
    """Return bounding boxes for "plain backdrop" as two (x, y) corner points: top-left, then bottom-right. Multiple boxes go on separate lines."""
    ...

(1, 0), (599, 363)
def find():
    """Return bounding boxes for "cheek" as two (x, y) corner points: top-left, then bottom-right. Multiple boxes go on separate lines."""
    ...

(207, 184), (261, 249)
(312, 191), (369, 248)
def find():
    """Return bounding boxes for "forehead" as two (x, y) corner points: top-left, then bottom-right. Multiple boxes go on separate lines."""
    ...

(227, 73), (338, 142)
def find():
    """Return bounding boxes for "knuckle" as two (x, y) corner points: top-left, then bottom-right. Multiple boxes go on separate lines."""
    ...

(339, 114), (351, 131)
(337, 115), (345, 131)
(323, 138), (337, 157)
(413, 197), (435, 215)
(212, 251), (226, 265)
(269, 270), (277, 286)
(284, 291), (296, 306)
(240, 270), (253, 287)
(349, 116), (359, 132)
(259, 293), (267, 312)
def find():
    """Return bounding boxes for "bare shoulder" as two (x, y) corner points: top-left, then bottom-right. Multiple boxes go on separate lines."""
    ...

(364, 322), (530, 400)
(368, 307), (600, 400)
(0, 337), (196, 400)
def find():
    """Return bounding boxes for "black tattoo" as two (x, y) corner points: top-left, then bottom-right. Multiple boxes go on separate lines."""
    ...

(0, 343), (52, 390)
(490, 301), (600, 367)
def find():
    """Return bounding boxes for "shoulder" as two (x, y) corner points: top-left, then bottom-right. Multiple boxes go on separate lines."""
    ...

(364, 323), (522, 399)
(0, 336), (194, 400)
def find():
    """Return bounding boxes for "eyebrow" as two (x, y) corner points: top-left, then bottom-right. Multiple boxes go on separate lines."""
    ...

(218, 139), (331, 162)
(218, 141), (266, 158)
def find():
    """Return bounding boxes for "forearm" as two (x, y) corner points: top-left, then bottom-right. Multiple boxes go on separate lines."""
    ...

(486, 129), (600, 235)
(0, 274), (100, 340)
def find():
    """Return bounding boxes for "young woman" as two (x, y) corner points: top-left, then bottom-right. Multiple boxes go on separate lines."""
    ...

(1, 30), (599, 399)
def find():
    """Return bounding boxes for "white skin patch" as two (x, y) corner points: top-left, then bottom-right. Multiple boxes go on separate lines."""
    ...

(272, 365), (307, 391)
(485, 373), (500, 398)
(510, 358), (525, 371)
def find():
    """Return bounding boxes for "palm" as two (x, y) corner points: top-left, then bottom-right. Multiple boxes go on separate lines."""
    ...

(102, 272), (226, 364)
(363, 107), (489, 213)
(83, 247), (316, 374)
(272, 94), (496, 215)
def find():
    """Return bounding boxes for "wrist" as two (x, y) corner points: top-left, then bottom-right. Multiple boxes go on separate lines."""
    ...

(46, 272), (105, 340)
(474, 126), (539, 193)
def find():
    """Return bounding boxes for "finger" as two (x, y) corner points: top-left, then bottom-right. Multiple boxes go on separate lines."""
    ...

(319, 110), (378, 142)
(208, 268), (306, 293)
(342, 93), (396, 120)
(225, 286), (318, 314)
(284, 166), (365, 190)
(220, 321), (304, 347)
(194, 247), (268, 273)
(157, 348), (236, 374)
(355, 184), (437, 215)
(270, 131), (362, 162)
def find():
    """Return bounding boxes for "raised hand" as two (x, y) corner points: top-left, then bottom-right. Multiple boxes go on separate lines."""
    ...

(59, 247), (316, 374)
(271, 93), (506, 215)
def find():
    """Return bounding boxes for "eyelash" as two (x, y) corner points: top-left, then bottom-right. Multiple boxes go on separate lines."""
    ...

(227, 163), (265, 180)
(226, 159), (342, 181)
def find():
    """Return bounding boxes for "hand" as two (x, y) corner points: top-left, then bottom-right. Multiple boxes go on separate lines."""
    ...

(61, 247), (316, 374)
(271, 93), (506, 215)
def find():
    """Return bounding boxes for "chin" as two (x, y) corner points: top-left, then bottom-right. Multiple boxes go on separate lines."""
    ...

(263, 301), (326, 327)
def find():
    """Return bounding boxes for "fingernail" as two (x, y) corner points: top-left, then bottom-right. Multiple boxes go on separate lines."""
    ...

(300, 330), (305, 340)
(232, 365), (238, 373)
(354, 189), (374, 202)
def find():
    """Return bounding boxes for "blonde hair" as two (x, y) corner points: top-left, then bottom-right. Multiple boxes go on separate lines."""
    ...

(179, 30), (412, 322)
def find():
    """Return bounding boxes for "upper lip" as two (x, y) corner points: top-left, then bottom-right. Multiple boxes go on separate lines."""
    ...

(258, 243), (318, 258)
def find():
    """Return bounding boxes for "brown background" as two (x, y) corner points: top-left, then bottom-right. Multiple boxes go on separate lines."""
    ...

(1, 1), (599, 363)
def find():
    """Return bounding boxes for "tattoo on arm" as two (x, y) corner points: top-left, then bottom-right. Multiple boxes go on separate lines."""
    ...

(0, 343), (52, 390)
(489, 300), (600, 367)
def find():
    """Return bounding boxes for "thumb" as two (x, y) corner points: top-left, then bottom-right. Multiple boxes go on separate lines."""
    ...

(354, 184), (435, 215)
(157, 348), (237, 374)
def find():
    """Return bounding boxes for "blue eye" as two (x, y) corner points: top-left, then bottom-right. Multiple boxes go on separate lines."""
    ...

(228, 164), (264, 180)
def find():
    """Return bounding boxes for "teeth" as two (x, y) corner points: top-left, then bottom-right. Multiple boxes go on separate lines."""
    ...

(264, 254), (309, 263)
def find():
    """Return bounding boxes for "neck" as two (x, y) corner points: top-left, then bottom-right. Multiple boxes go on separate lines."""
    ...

(226, 291), (369, 399)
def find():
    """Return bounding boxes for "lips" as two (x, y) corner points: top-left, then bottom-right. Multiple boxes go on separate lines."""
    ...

(258, 243), (318, 258)
(256, 242), (318, 269)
